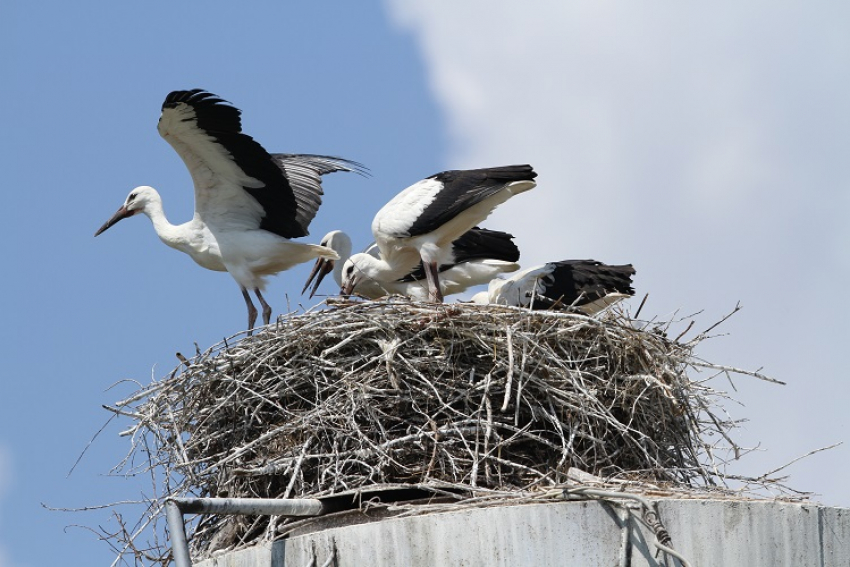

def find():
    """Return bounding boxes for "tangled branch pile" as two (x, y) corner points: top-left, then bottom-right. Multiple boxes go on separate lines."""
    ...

(106, 298), (774, 561)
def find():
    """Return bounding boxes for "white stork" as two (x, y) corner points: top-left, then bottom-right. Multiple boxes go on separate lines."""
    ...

(471, 260), (636, 314)
(339, 165), (537, 302)
(95, 89), (365, 334)
(302, 227), (521, 300)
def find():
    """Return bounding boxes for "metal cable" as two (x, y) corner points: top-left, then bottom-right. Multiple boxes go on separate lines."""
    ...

(554, 486), (693, 567)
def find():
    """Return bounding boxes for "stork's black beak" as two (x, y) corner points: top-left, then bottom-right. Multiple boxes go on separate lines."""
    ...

(95, 205), (134, 236)
(340, 278), (355, 297)
(302, 257), (335, 298)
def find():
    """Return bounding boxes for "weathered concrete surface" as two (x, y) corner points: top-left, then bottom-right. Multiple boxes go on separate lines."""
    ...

(196, 542), (284, 567)
(640, 500), (850, 566)
(198, 499), (850, 566)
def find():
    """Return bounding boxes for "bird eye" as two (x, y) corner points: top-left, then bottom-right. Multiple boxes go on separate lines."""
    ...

(128, 193), (137, 202)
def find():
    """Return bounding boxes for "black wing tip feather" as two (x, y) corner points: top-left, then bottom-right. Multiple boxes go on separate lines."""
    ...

(451, 227), (520, 263)
(270, 153), (372, 178)
(540, 260), (636, 309)
(430, 164), (538, 183)
(329, 157), (371, 178)
(162, 88), (230, 109)
(162, 88), (243, 133)
(551, 259), (635, 274)
(555, 260), (636, 284)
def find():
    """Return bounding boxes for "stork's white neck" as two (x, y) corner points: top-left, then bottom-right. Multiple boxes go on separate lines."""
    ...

(140, 195), (187, 252)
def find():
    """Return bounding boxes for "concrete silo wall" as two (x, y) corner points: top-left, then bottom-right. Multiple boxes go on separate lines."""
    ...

(196, 498), (850, 566)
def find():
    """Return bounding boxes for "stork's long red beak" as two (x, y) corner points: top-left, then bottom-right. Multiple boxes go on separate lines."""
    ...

(301, 257), (335, 298)
(94, 205), (134, 236)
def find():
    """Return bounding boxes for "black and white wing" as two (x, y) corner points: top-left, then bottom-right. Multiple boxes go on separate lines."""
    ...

(158, 89), (363, 238)
(373, 165), (537, 242)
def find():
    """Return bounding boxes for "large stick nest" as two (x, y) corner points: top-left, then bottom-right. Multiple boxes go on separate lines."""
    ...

(105, 298), (776, 562)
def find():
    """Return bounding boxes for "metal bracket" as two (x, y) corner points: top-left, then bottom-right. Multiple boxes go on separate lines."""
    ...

(165, 497), (326, 567)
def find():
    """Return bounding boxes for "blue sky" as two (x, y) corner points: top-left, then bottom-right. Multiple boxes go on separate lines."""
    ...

(2, 1), (849, 566)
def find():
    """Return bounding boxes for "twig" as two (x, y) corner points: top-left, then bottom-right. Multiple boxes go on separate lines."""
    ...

(758, 443), (842, 481)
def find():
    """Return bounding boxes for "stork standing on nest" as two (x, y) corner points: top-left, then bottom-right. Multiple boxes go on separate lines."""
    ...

(303, 227), (522, 300)
(95, 89), (365, 334)
(339, 165), (537, 302)
(471, 260), (636, 313)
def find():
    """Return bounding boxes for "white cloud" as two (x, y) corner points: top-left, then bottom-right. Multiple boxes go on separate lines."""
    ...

(387, 0), (850, 505)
